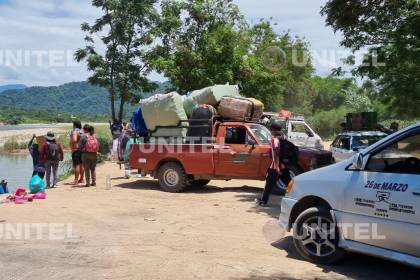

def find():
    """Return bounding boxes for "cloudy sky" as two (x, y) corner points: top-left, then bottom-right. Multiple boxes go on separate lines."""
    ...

(0, 0), (350, 86)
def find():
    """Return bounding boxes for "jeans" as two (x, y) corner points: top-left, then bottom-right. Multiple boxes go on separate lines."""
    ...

(45, 160), (59, 187)
(261, 169), (280, 204)
(82, 152), (97, 184)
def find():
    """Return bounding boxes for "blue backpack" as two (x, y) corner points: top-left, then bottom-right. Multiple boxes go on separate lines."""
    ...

(131, 107), (148, 135)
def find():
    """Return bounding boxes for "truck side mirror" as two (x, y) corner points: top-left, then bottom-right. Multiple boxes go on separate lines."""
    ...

(247, 138), (257, 147)
(351, 153), (364, 170)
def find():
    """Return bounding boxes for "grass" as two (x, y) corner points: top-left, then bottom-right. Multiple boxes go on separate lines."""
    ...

(2, 137), (27, 152)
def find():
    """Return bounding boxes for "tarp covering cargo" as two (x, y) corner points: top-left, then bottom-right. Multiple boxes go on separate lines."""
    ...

(183, 84), (241, 116)
(139, 92), (188, 137)
(218, 96), (264, 120)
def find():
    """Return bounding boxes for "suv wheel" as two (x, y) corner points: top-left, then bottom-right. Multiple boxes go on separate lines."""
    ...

(157, 162), (188, 193)
(292, 207), (344, 264)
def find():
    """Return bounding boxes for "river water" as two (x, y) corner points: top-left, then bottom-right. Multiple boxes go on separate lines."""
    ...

(0, 154), (71, 193)
(0, 124), (69, 193)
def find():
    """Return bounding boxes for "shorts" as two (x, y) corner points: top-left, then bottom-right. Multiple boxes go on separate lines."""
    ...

(72, 150), (83, 167)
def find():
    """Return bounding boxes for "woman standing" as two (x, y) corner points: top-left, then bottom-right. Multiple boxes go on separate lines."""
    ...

(79, 125), (99, 187)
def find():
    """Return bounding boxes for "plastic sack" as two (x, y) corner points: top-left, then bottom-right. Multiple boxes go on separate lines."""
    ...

(140, 92), (188, 131)
(183, 85), (241, 116)
(29, 175), (46, 194)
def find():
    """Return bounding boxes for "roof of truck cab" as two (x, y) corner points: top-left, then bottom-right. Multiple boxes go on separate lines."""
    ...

(337, 131), (387, 137)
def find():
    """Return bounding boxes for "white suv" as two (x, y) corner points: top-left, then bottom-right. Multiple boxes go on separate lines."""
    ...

(279, 123), (420, 267)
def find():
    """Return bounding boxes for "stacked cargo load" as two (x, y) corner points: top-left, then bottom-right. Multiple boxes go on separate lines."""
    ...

(139, 92), (188, 137)
(217, 96), (264, 120)
(183, 84), (241, 116)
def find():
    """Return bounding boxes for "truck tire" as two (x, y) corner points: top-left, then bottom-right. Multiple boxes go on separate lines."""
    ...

(274, 164), (301, 195)
(292, 207), (345, 264)
(189, 179), (210, 188)
(157, 162), (188, 193)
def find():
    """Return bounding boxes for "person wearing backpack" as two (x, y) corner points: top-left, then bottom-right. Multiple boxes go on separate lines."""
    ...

(79, 124), (99, 187)
(40, 132), (64, 188)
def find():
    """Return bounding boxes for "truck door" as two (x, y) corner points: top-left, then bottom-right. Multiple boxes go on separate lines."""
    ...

(215, 125), (262, 178)
(341, 130), (420, 256)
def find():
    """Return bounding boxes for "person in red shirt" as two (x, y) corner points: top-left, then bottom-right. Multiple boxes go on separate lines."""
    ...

(40, 132), (64, 188)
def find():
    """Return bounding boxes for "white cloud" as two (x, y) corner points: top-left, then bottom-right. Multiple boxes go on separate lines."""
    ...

(0, 0), (350, 86)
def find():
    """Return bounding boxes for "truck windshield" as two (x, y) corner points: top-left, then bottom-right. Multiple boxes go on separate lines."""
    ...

(249, 125), (272, 144)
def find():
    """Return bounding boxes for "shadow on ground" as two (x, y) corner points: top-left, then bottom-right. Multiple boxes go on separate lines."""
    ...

(114, 178), (282, 218)
(114, 178), (262, 194)
(245, 236), (420, 280)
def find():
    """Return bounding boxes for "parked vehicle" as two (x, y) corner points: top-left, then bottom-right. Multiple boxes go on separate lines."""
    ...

(262, 112), (324, 149)
(279, 123), (420, 267)
(331, 131), (387, 162)
(129, 120), (332, 193)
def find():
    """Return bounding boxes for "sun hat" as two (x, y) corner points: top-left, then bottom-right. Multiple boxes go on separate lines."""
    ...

(45, 131), (56, 141)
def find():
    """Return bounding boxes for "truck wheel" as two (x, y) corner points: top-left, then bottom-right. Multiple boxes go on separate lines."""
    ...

(274, 164), (301, 195)
(157, 162), (188, 193)
(292, 207), (345, 264)
(189, 179), (210, 188)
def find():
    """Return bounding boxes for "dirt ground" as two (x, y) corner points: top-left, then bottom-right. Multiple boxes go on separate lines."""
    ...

(0, 162), (418, 280)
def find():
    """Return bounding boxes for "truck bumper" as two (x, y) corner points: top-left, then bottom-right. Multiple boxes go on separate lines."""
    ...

(279, 196), (298, 232)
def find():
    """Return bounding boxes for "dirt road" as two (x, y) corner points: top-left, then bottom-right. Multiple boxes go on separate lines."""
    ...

(0, 162), (417, 280)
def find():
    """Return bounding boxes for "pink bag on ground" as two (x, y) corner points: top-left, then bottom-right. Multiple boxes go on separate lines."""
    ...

(15, 188), (27, 196)
(34, 192), (47, 199)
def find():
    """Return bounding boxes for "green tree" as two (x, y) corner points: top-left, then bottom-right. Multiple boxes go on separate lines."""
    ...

(150, 0), (244, 93)
(75, 0), (158, 121)
(237, 21), (314, 112)
(321, 0), (420, 118)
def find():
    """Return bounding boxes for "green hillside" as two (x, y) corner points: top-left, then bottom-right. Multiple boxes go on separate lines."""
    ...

(0, 81), (170, 115)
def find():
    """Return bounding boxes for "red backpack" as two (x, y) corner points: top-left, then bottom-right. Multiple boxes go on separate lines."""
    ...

(85, 135), (99, 153)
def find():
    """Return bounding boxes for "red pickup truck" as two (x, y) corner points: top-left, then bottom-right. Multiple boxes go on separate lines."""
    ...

(129, 121), (332, 192)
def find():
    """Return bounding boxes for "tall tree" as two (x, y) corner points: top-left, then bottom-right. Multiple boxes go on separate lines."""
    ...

(321, 0), (420, 117)
(150, 0), (244, 93)
(236, 21), (314, 112)
(75, 0), (158, 121)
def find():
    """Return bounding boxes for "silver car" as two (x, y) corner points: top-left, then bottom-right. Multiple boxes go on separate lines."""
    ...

(331, 131), (387, 162)
(279, 124), (420, 267)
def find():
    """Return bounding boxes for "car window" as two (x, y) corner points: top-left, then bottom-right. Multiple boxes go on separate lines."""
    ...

(351, 135), (386, 150)
(366, 134), (420, 174)
(249, 125), (271, 144)
(225, 126), (247, 145)
(332, 136), (341, 147)
(336, 136), (350, 150)
(291, 123), (306, 133)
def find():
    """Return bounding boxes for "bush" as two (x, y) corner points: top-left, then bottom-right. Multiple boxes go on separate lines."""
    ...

(308, 107), (348, 139)
(3, 137), (21, 151)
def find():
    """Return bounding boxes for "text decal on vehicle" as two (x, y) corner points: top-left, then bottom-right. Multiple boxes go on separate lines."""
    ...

(364, 180), (408, 192)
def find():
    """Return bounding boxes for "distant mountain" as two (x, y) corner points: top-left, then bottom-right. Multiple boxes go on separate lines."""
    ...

(0, 84), (27, 93)
(0, 81), (170, 115)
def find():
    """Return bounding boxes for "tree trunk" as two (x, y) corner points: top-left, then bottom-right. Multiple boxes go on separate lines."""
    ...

(109, 88), (116, 121)
(118, 95), (126, 123)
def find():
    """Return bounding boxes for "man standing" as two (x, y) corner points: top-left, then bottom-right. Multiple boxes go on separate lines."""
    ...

(256, 122), (282, 206)
(28, 133), (45, 178)
(40, 132), (64, 188)
(69, 121), (84, 185)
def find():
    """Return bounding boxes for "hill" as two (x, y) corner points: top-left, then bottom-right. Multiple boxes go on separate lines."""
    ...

(0, 81), (170, 115)
(0, 84), (27, 93)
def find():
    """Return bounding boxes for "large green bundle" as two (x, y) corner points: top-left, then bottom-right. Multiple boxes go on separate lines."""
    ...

(183, 84), (241, 116)
(140, 92), (188, 136)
